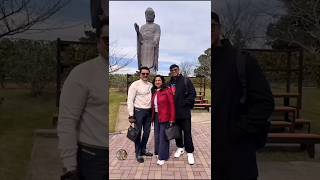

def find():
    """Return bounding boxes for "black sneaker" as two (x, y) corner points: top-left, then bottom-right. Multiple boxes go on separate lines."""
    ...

(136, 156), (144, 163)
(142, 151), (153, 156)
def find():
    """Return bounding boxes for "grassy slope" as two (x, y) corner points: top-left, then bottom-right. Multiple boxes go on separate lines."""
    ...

(109, 89), (126, 133)
(0, 89), (55, 179)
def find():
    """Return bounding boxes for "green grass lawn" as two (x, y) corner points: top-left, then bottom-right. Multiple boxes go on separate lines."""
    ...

(301, 88), (320, 132)
(0, 89), (56, 179)
(109, 89), (126, 133)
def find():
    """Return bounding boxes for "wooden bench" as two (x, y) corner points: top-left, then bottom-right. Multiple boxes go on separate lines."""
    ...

(34, 129), (57, 138)
(273, 93), (301, 118)
(267, 133), (320, 158)
(273, 93), (300, 98)
(193, 103), (211, 112)
(273, 106), (297, 131)
(271, 121), (293, 132)
(196, 95), (204, 100)
(295, 119), (311, 133)
(274, 106), (296, 113)
(195, 99), (209, 104)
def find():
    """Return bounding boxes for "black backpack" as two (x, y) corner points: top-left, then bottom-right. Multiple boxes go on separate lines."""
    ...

(236, 50), (270, 150)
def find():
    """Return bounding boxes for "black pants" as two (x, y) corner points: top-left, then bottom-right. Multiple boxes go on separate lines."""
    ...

(154, 113), (170, 160)
(77, 144), (108, 180)
(175, 117), (194, 153)
(134, 107), (152, 157)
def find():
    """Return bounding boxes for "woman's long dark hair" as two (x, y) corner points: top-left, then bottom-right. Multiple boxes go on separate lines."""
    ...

(151, 75), (167, 94)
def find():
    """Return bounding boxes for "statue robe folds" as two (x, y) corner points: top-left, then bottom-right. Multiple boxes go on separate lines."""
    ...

(137, 23), (161, 73)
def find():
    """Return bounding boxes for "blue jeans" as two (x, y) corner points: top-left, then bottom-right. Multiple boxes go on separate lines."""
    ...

(77, 144), (108, 180)
(154, 113), (170, 160)
(134, 107), (152, 157)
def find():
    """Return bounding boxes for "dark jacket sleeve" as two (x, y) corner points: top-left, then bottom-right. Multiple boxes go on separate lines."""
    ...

(240, 54), (275, 134)
(184, 78), (196, 107)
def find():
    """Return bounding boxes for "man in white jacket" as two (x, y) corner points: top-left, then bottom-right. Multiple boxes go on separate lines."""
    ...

(127, 66), (154, 163)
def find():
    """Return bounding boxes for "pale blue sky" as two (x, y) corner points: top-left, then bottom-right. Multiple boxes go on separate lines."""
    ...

(109, 1), (211, 75)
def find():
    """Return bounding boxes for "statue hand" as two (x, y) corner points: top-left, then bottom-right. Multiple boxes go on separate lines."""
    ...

(134, 23), (139, 33)
(153, 40), (158, 47)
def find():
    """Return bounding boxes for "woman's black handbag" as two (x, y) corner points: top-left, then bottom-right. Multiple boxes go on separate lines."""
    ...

(127, 123), (139, 142)
(165, 124), (181, 140)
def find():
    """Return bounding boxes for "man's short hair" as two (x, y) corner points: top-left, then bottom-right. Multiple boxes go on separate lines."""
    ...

(169, 64), (179, 70)
(96, 18), (108, 38)
(212, 12), (220, 24)
(139, 66), (150, 73)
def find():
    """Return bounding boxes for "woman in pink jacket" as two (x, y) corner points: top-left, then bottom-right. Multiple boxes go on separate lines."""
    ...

(151, 75), (176, 165)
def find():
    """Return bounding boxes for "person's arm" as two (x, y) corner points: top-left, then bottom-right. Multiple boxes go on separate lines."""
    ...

(57, 69), (88, 172)
(134, 23), (140, 37)
(153, 25), (161, 47)
(184, 78), (196, 107)
(167, 89), (176, 123)
(135, 23), (142, 68)
(127, 82), (137, 117)
(240, 55), (275, 134)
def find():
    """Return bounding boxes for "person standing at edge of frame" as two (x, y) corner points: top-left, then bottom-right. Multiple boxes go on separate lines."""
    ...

(212, 12), (275, 180)
(57, 18), (108, 180)
(168, 64), (196, 165)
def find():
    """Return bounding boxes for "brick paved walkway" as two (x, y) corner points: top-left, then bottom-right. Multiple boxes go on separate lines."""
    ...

(109, 122), (211, 179)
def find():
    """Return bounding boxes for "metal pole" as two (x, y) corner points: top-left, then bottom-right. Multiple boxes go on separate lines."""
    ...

(204, 76), (206, 97)
(297, 49), (303, 118)
(56, 38), (61, 107)
(284, 51), (292, 121)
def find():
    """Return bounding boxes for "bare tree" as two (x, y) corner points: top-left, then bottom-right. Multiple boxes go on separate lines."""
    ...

(109, 41), (133, 73)
(215, 0), (263, 48)
(179, 60), (194, 77)
(0, 0), (70, 38)
(266, 0), (320, 86)
(274, 0), (320, 55)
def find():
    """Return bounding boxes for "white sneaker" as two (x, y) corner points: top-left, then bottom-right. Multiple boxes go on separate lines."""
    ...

(157, 160), (165, 165)
(174, 148), (184, 158)
(187, 153), (195, 165)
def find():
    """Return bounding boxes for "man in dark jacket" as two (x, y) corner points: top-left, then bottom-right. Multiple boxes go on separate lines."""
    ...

(168, 64), (196, 165)
(212, 12), (275, 180)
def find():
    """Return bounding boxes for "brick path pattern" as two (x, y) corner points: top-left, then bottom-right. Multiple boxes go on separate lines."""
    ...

(109, 123), (211, 179)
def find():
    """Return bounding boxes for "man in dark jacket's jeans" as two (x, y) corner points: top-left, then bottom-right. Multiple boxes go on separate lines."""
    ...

(168, 64), (196, 165)
(212, 12), (275, 180)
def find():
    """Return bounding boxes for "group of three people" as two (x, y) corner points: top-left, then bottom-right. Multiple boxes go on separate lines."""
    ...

(127, 64), (196, 165)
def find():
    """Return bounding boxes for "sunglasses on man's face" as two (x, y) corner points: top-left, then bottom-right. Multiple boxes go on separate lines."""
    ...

(141, 73), (149, 76)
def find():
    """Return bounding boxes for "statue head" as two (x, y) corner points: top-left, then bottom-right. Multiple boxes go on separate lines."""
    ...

(145, 7), (155, 23)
